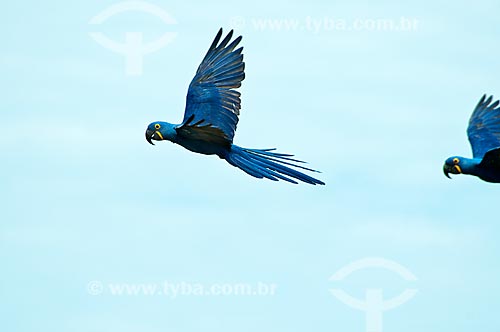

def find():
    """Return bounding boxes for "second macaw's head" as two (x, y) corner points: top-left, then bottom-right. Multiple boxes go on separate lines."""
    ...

(443, 156), (481, 179)
(145, 122), (176, 145)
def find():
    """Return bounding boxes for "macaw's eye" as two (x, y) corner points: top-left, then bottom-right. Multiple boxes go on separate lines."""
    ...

(453, 158), (459, 164)
(155, 124), (161, 130)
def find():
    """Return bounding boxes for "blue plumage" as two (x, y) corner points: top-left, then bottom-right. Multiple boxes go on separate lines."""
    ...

(145, 29), (324, 185)
(467, 95), (500, 158)
(443, 94), (500, 182)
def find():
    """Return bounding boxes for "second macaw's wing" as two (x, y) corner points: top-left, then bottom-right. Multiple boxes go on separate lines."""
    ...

(467, 95), (500, 158)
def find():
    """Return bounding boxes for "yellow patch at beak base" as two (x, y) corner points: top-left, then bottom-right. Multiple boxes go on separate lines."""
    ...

(155, 131), (164, 140)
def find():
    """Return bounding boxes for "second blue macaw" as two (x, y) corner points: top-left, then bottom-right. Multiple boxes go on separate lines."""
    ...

(145, 29), (324, 185)
(443, 94), (500, 182)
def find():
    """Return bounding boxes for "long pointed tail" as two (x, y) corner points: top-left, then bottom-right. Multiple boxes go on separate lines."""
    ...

(224, 145), (325, 185)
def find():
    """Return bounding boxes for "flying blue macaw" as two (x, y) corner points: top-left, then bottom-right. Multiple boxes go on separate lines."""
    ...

(145, 29), (325, 185)
(443, 94), (500, 182)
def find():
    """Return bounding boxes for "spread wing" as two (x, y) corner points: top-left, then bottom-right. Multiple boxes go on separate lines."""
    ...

(176, 29), (245, 145)
(467, 94), (500, 158)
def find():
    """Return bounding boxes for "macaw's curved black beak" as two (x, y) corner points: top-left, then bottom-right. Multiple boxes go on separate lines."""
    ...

(443, 165), (452, 179)
(443, 164), (461, 179)
(145, 129), (155, 145)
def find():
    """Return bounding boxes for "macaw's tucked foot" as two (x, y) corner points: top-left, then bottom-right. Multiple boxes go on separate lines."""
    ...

(224, 145), (325, 185)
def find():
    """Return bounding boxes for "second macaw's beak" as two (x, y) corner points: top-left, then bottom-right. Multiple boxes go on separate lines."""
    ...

(145, 129), (165, 145)
(443, 164), (461, 179)
(145, 129), (155, 145)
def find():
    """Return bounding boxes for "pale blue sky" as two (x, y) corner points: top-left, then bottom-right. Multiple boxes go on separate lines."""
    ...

(2, 1), (500, 331)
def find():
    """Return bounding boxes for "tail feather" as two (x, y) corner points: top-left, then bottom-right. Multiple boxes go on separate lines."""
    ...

(244, 148), (305, 162)
(231, 153), (297, 183)
(242, 153), (301, 184)
(245, 149), (320, 173)
(230, 154), (271, 180)
(225, 146), (325, 185)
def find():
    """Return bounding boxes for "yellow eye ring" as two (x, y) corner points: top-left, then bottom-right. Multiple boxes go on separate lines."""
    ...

(154, 124), (161, 130)
(453, 158), (459, 164)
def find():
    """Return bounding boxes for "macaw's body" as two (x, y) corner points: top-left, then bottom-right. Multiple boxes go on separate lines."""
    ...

(145, 29), (325, 185)
(443, 95), (500, 183)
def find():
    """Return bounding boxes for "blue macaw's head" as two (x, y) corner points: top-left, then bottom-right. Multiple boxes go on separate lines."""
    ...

(443, 156), (465, 178)
(145, 121), (168, 145)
